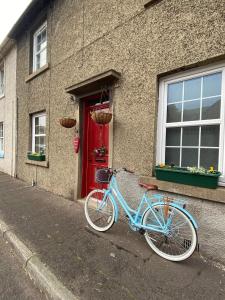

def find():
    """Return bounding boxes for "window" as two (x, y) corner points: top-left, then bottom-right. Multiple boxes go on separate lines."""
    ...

(0, 62), (4, 97)
(0, 122), (4, 158)
(33, 22), (47, 72)
(32, 113), (46, 154)
(157, 65), (225, 184)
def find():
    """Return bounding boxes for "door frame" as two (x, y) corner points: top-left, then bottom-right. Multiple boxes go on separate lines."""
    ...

(81, 100), (110, 197)
(74, 90), (114, 200)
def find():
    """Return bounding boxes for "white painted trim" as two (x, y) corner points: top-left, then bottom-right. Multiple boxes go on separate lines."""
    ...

(157, 63), (225, 184)
(31, 113), (46, 153)
(33, 22), (47, 73)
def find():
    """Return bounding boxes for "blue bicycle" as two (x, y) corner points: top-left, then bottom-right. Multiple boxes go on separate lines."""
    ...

(84, 168), (198, 261)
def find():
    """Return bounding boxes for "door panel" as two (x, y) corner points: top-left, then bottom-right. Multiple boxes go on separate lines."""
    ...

(82, 100), (109, 197)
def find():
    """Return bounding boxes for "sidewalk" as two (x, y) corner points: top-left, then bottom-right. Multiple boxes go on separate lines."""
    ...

(0, 172), (225, 300)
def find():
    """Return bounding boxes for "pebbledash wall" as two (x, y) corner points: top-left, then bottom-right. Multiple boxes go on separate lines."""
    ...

(0, 39), (17, 176)
(9, 0), (225, 263)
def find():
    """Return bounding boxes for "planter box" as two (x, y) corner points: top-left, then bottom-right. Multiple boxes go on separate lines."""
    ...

(27, 154), (46, 161)
(155, 166), (220, 189)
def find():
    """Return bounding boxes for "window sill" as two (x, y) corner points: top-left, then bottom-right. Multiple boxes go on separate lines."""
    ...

(25, 63), (50, 83)
(25, 159), (49, 168)
(140, 176), (225, 204)
(0, 94), (5, 100)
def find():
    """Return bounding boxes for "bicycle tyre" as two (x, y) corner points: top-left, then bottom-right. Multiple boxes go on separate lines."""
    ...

(142, 204), (197, 261)
(85, 189), (115, 232)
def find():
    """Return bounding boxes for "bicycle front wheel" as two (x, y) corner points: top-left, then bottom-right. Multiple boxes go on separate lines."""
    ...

(85, 189), (115, 232)
(143, 204), (197, 261)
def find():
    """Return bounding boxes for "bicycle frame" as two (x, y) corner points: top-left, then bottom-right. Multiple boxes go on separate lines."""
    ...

(103, 175), (169, 234)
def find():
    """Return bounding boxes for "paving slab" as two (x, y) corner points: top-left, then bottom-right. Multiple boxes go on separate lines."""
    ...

(0, 173), (225, 300)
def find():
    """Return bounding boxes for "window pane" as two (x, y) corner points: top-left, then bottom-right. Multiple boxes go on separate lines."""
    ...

(182, 126), (199, 146)
(39, 116), (46, 134)
(37, 33), (42, 45)
(39, 49), (47, 68)
(167, 82), (183, 103)
(36, 53), (41, 69)
(0, 123), (3, 137)
(35, 115), (46, 134)
(201, 125), (220, 147)
(184, 77), (201, 100)
(166, 128), (181, 146)
(35, 136), (40, 153)
(0, 138), (3, 151)
(40, 40), (47, 51)
(203, 73), (222, 98)
(167, 103), (182, 123)
(181, 148), (198, 167)
(200, 149), (219, 170)
(39, 136), (46, 150)
(165, 148), (180, 166)
(183, 100), (200, 121)
(35, 125), (40, 134)
(41, 29), (47, 42)
(202, 97), (221, 120)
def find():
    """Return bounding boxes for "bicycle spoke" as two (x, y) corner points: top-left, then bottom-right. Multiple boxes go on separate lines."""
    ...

(143, 204), (197, 261)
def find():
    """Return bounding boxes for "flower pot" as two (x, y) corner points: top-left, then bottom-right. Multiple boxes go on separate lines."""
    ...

(90, 111), (112, 125)
(59, 118), (76, 128)
(155, 166), (220, 189)
(27, 154), (46, 161)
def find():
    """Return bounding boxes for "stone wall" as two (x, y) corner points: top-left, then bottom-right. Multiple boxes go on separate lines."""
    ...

(16, 0), (225, 200)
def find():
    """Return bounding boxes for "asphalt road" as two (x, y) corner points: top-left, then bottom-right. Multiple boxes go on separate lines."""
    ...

(0, 238), (45, 300)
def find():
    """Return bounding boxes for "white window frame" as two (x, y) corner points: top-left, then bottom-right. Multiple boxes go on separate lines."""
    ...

(0, 61), (5, 98)
(33, 22), (47, 72)
(32, 113), (46, 154)
(0, 122), (4, 158)
(157, 63), (225, 186)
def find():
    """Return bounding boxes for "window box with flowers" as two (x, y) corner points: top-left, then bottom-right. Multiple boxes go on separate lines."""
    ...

(155, 164), (221, 189)
(157, 65), (225, 187)
(27, 151), (46, 161)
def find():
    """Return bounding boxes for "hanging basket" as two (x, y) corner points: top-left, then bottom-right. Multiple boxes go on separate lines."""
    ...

(90, 111), (112, 125)
(59, 117), (76, 128)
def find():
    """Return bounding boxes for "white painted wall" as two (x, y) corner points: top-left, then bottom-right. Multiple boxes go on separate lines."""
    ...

(0, 45), (17, 176)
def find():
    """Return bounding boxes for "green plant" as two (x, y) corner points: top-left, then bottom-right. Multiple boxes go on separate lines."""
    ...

(157, 164), (218, 174)
(27, 151), (45, 156)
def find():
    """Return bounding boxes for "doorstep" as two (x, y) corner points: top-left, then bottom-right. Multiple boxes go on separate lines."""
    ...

(140, 176), (225, 204)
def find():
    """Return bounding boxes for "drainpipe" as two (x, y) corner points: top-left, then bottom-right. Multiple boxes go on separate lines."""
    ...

(15, 96), (18, 178)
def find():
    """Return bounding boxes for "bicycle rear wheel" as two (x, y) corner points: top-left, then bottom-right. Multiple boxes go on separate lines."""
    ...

(85, 189), (115, 232)
(143, 204), (197, 261)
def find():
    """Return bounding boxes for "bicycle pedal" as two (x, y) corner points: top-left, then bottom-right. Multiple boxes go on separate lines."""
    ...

(139, 228), (145, 235)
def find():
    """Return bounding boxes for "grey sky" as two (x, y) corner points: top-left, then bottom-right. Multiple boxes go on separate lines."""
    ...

(0, 0), (32, 44)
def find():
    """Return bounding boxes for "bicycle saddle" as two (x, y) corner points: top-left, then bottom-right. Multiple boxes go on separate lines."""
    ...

(139, 182), (158, 190)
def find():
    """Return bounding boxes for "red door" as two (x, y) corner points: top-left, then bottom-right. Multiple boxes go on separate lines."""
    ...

(82, 100), (110, 197)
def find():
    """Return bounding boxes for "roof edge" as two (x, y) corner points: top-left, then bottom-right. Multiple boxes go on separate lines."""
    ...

(0, 37), (15, 60)
(7, 0), (50, 40)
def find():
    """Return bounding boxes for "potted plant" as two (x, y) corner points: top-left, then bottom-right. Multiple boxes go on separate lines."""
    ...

(27, 151), (46, 161)
(155, 164), (221, 189)
(59, 117), (76, 128)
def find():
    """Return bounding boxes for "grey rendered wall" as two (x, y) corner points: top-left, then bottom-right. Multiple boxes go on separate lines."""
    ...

(16, 0), (225, 199)
(0, 46), (17, 176)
